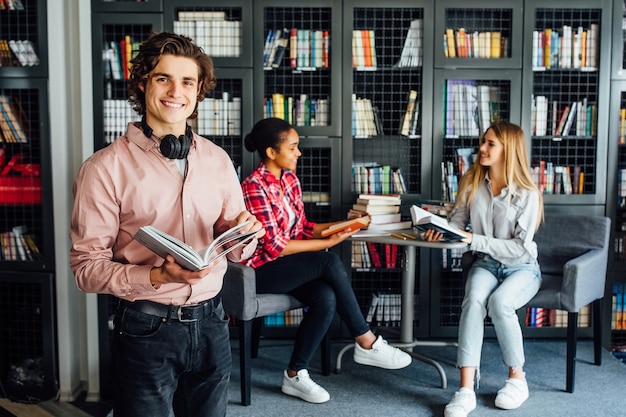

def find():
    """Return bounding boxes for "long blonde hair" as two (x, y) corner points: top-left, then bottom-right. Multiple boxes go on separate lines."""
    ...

(455, 121), (544, 231)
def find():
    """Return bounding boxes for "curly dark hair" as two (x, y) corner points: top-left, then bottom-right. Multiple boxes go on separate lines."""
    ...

(127, 31), (217, 119)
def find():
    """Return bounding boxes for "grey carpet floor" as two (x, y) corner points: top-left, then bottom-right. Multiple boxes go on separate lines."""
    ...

(226, 338), (626, 417)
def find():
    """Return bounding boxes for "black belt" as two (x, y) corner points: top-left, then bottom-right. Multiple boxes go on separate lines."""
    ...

(120, 297), (220, 322)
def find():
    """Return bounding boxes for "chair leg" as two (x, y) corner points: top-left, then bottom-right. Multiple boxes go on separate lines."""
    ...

(592, 299), (602, 366)
(239, 320), (253, 406)
(251, 317), (264, 359)
(321, 330), (331, 376)
(566, 312), (578, 393)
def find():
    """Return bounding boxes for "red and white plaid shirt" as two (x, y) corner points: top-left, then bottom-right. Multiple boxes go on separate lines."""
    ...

(241, 162), (315, 268)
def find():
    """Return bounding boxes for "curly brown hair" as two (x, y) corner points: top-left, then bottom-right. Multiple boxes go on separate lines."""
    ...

(127, 31), (217, 119)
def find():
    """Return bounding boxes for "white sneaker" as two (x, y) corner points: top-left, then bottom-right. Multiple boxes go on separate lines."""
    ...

(281, 369), (330, 403)
(444, 387), (476, 417)
(353, 335), (412, 369)
(495, 377), (529, 410)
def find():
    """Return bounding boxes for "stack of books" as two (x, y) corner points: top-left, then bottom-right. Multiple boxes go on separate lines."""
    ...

(350, 194), (411, 231)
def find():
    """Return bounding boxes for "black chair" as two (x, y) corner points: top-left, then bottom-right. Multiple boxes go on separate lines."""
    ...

(221, 262), (331, 405)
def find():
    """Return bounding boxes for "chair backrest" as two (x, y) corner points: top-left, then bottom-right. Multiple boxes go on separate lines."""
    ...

(221, 262), (304, 321)
(534, 213), (610, 276)
(530, 213), (611, 311)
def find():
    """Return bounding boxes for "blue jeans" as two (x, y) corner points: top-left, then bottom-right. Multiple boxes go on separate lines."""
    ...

(111, 299), (230, 417)
(457, 254), (541, 369)
(254, 251), (370, 371)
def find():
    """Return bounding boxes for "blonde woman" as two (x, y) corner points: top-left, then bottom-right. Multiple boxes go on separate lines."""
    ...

(424, 121), (544, 417)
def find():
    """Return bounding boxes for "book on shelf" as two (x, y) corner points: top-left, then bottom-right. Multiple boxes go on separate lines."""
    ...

(365, 292), (401, 326)
(398, 89), (418, 136)
(270, 28), (290, 68)
(395, 19), (423, 68)
(320, 216), (371, 237)
(134, 221), (257, 271)
(410, 205), (465, 242)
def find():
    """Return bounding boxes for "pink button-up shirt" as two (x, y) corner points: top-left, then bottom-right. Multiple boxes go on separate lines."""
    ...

(70, 122), (255, 305)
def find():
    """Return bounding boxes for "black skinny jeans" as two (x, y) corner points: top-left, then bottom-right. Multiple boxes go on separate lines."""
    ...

(254, 251), (370, 371)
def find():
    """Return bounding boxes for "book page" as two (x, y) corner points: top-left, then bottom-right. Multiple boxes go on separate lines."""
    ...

(199, 221), (257, 264)
(134, 221), (257, 271)
(410, 205), (465, 242)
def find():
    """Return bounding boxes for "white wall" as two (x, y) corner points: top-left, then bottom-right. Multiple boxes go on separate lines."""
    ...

(47, 0), (98, 401)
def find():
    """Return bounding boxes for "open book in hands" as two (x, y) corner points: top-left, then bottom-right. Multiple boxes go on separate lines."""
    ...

(410, 205), (465, 242)
(134, 221), (257, 271)
(320, 215), (371, 237)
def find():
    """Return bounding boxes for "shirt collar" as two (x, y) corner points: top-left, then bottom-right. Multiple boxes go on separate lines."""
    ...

(484, 171), (519, 197)
(257, 162), (288, 187)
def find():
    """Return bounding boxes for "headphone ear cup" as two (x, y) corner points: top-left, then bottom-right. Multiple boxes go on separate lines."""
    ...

(178, 134), (191, 159)
(160, 134), (182, 159)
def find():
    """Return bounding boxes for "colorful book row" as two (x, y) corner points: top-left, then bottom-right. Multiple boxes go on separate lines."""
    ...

(613, 282), (626, 331)
(525, 305), (590, 328)
(443, 29), (509, 59)
(0, 39), (39, 67)
(351, 163), (406, 195)
(532, 25), (599, 71)
(0, 95), (29, 144)
(0, 225), (41, 261)
(263, 28), (329, 69)
(532, 96), (597, 137)
(530, 162), (584, 195)
(263, 94), (329, 127)
(351, 241), (401, 270)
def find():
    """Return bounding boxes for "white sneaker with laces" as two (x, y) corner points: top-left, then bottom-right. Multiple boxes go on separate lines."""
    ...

(495, 377), (529, 410)
(281, 369), (330, 403)
(444, 387), (476, 417)
(353, 335), (412, 369)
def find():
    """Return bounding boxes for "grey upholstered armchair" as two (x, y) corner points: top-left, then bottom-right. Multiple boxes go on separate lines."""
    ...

(220, 262), (331, 405)
(527, 212), (611, 393)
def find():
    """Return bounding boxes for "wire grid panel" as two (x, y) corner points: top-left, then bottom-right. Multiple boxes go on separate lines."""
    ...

(0, 277), (56, 401)
(171, 5), (243, 58)
(0, 1), (41, 67)
(352, 136), (421, 195)
(0, 88), (45, 258)
(263, 7), (332, 126)
(442, 78), (511, 169)
(444, 7), (513, 58)
(351, 7), (424, 142)
(200, 78), (243, 170)
(353, 7), (424, 68)
(101, 24), (152, 144)
(296, 146), (332, 223)
(351, 247), (420, 329)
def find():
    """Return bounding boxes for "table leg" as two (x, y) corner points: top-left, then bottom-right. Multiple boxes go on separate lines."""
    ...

(393, 245), (449, 389)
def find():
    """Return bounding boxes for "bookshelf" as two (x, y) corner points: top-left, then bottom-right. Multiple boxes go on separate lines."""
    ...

(91, 11), (163, 151)
(88, 0), (620, 358)
(0, 0), (57, 402)
(254, 0), (342, 138)
(339, 0), (435, 339)
(607, 0), (626, 357)
(521, 0), (611, 208)
(433, 0), (523, 69)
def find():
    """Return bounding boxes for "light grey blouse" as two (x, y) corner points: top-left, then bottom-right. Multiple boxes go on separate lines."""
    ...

(449, 174), (540, 266)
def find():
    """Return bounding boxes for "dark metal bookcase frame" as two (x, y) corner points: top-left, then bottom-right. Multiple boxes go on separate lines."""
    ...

(606, 0), (626, 353)
(431, 67), (522, 339)
(0, 0), (57, 402)
(339, 0), (435, 340)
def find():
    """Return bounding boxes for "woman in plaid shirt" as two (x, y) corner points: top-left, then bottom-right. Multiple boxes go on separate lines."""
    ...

(241, 118), (412, 404)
